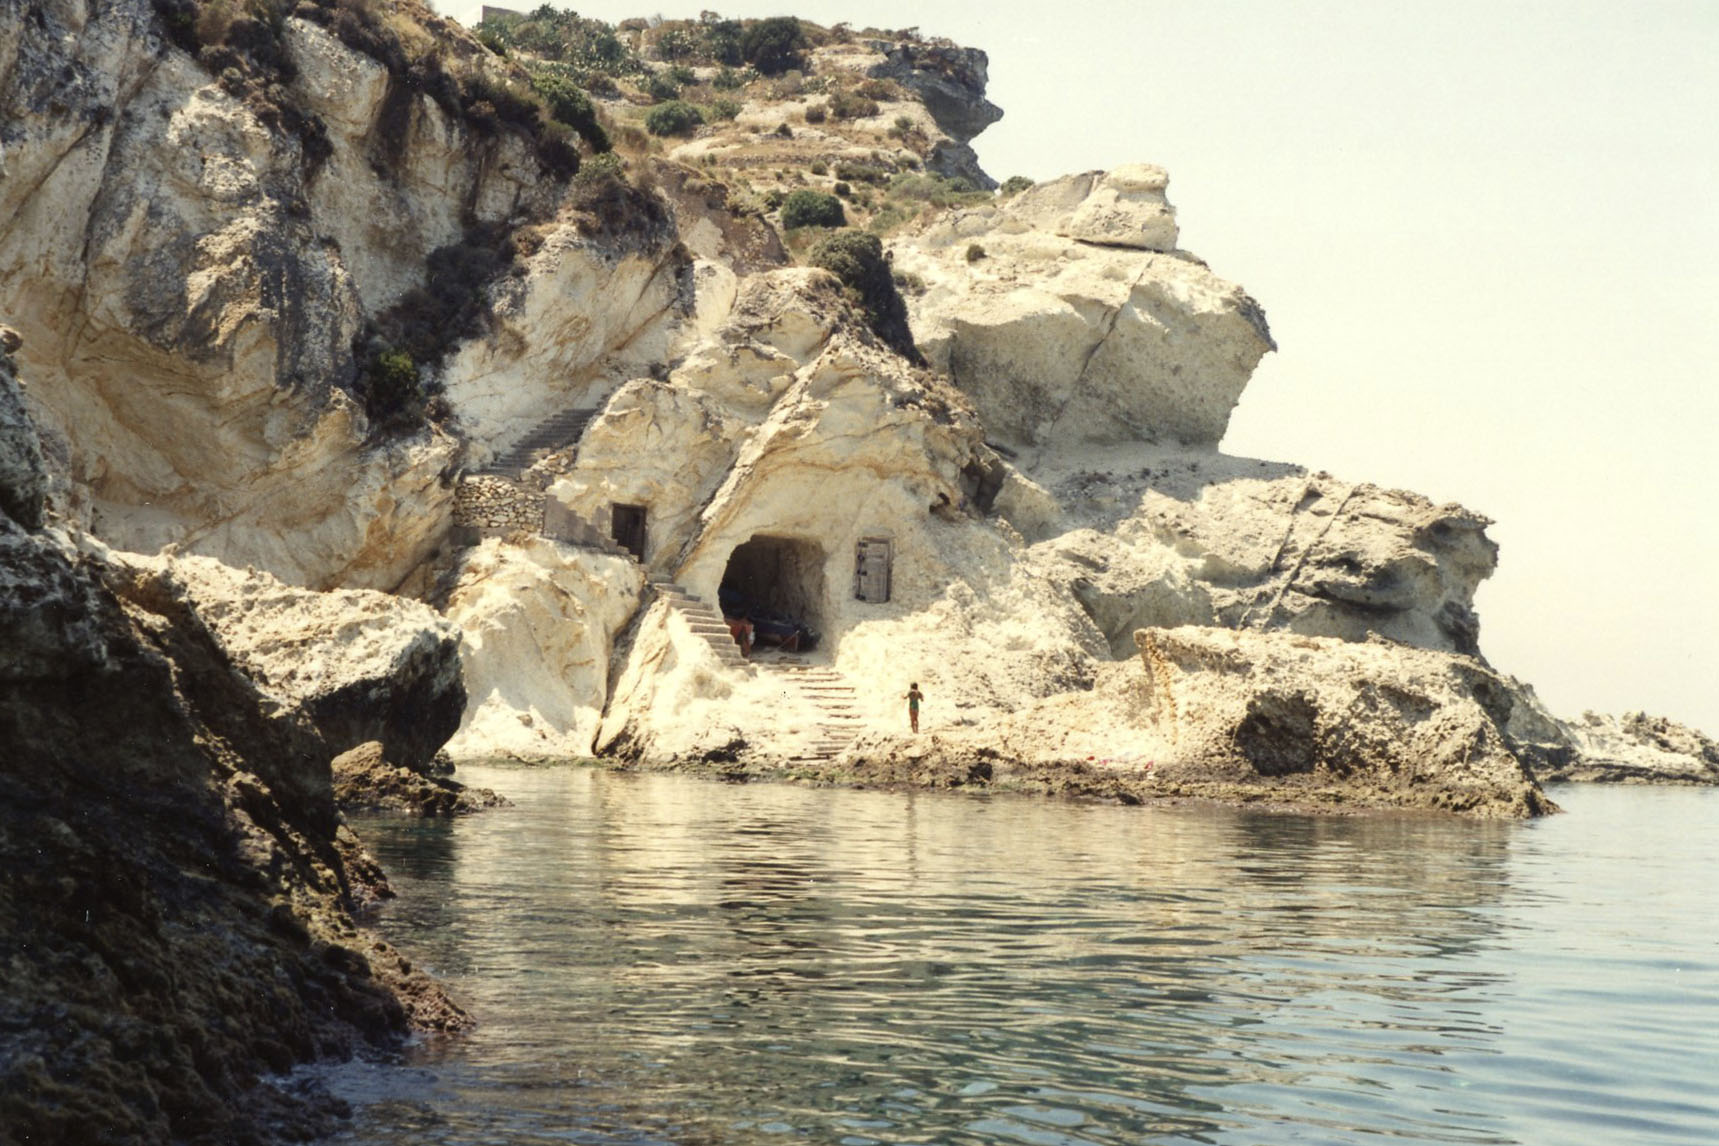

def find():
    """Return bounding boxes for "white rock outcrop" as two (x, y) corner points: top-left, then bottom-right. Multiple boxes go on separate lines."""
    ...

(1555, 711), (1719, 784)
(897, 173), (1273, 455)
(0, 3), (687, 590)
(14, 5), (1677, 816)
(104, 549), (465, 769)
(441, 537), (644, 761)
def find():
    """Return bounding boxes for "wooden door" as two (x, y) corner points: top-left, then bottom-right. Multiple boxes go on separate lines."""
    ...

(854, 538), (891, 603)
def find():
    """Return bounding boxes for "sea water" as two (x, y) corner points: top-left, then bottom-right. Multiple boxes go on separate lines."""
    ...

(321, 767), (1719, 1145)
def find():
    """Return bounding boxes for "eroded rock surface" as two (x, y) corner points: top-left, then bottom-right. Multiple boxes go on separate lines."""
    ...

(1552, 711), (1719, 784)
(331, 741), (507, 815)
(0, 411), (466, 1142)
(106, 550), (466, 771)
(899, 177), (1274, 453)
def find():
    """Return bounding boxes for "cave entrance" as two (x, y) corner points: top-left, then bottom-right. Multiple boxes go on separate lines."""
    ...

(611, 503), (647, 561)
(718, 534), (826, 652)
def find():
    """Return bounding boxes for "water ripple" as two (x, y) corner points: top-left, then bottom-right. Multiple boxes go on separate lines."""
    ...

(319, 774), (1719, 1146)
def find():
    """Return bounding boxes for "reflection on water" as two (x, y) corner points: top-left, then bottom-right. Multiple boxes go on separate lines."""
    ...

(322, 771), (1719, 1146)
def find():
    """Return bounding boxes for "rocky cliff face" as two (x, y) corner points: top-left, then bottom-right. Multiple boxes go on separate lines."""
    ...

(0, 343), (467, 1141)
(0, 0), (689, 589)
(11, 4), (1710, 1135)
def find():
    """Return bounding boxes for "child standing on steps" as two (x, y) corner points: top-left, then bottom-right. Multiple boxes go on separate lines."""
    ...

(904, 682), (924, 733)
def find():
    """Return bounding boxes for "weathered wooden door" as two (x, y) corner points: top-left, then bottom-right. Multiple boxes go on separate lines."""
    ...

(854, 537), (892, 603)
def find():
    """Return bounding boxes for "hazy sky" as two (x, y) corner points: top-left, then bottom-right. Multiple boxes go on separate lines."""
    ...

(437, 1), (1719, 734)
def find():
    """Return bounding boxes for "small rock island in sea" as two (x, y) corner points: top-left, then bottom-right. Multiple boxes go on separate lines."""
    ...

(2, 4), (1715, 1141)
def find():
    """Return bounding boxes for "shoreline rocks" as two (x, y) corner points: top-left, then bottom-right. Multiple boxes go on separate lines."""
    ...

(1, 348), (469, 1143)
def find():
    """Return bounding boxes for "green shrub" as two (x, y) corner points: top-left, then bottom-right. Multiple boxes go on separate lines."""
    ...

(705, 97), (742, 120)
(886, 171), (989, 209)
(809, 160), (828, 175)
(705, 18), (745, 66)
(780, 189), (846, 229)
(654, 26), (697, 61)
(888, 114), (915, 138)
(832, 181), (851, 198)
(364, 347), (421, 427)
(803, 101), (827, 124)
(645, 71), (681, 102)
(809, 229), (918, 361)
(475, 9), (643, 76)
(834, 160), (890, 185)
(863, 204), (911, 237)
(965, 242), (986, 263)
(529, 69), (610, 151)
(645, 99), (704, 136)
(582, 71), (620, 97)
(740, 16), (805, 76)
(856, 78), (899, 100)
(892, 269), (926, 295)
(827, 88), (879, 120)
(575, 151), (625, 184)
(999, 174), (1035, 196)
(711, 65), (749, 90)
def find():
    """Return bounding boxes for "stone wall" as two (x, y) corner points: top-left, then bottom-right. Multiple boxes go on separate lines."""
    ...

(453, 476), (545, 534)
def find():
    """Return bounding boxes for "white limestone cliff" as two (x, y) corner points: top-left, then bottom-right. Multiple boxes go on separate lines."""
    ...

(0, 0), (685, 589)
(441, 536), (644, 761)
(7, 5), (1700, 817)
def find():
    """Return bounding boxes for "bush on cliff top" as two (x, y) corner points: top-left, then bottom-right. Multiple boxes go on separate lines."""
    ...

(809, 230), (919, 363)
(646, 100), (704, 137)
(476, 6), (644, 76)
(740, 17), (806, 76)
(527, 66), (612, 151)
(780, 190), (846, 229)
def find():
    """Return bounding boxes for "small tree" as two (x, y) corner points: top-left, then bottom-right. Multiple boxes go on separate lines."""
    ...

(740, 16), (804, 76)
(529, 70), (611, 151)
(780, 189), (845, 229)
(809, 229), (918, 362)
(645, 99), (704, 136)
(364, 347), (422, 427)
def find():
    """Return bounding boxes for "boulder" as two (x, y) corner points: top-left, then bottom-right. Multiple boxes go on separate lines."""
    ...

(1004, 166), (1180, 251)
(105, 551), (465, 771)
(331, 741), (507, 815)
(442, 537), (645, 761)
(1016, 453), (1499, 656)
(0, 496), (465, 1144)
(1117, 626), (1551, 816)
(899, 175), (1274, 452)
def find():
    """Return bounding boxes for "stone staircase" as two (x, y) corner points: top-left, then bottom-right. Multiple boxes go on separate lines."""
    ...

(478, 407), (599, 479)
(650, 580), (748, 668)
(764, 659), (864, 763)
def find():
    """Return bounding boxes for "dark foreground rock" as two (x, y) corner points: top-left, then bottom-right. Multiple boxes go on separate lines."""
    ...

(333, 742), (508, 816)
(0, 351), (467, 1144)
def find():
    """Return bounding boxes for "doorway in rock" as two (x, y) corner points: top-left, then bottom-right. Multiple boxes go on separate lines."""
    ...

(718, 534), (825, 652)
(611, 503), (647, 561)
(854, 537), (892, 603)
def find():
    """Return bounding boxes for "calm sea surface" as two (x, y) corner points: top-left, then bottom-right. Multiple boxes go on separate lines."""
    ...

(320, 767), (1719, 1146)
